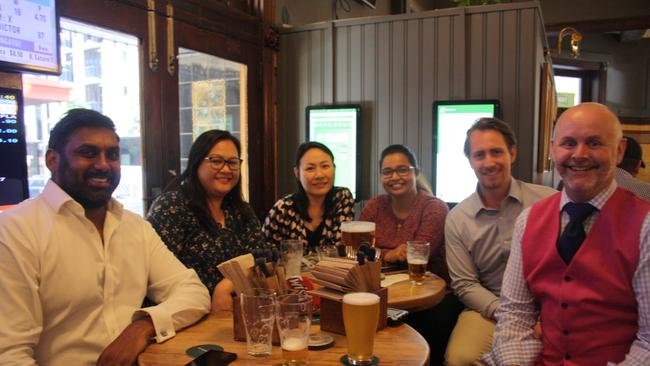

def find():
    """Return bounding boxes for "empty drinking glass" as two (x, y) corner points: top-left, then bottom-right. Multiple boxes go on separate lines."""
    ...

(240, 288), (277, 357)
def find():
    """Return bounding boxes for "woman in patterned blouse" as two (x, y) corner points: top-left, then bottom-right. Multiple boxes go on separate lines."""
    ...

(147, 130), (267, 311)
(263, 141), (355, 253)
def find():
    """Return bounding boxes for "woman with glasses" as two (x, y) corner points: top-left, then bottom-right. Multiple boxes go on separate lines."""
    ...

(359, 144), (461, 366)
(147, 130), (267, 311)
(360, 144), (448, 271)
(263, 141), (355, 253)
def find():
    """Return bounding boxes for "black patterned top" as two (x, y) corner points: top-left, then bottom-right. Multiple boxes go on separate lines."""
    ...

(263, 187), (355, 251)
(146, 189), (268, 294)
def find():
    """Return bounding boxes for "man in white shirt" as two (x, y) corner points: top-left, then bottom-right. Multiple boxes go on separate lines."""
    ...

(0, 109), (211, 365)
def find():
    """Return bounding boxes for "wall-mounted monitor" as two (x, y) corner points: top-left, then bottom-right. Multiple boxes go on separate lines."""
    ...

(0, 0), (61, 74)
(433, 100), (500, 204)
(306, 105), (360, 199)
(0, 87), (28, 211)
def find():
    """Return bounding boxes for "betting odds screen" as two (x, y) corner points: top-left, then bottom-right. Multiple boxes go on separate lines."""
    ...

(306, 105), (360, 199)
(0, 87), (28, 211)
(433, 101), (499, 204)
(0, 0), (60, 74)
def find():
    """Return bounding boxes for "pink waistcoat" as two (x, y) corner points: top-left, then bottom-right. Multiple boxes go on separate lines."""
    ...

(521, 188), (648, 365)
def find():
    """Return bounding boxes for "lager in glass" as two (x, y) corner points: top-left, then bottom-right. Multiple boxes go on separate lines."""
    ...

(342, 292), (380, 365)
(281, 334), (309, 366)
(407, 241), (430, 285)
(341, 221), (376, 259)
(276, 294), (312, 366)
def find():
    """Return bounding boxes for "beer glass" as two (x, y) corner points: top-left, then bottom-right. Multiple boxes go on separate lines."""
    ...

(240, 288), (277, 357)
(340, 221), (376, 259)
(407, 241), (429, 285)
(342, 292), (380, 365)
(276, 293), (313, 366)
(281, 239), (304, 277)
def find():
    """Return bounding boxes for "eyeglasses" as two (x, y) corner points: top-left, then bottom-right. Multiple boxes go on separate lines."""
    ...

(381, 165), (415, 177)
(204, 156), (243, 170)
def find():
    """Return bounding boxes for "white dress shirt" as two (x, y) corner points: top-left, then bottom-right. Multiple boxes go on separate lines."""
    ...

(483, 181), (650, 365)
(0, 180), (211, 366)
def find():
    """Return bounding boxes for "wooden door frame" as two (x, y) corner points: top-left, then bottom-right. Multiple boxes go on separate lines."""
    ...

(58, 0), (278, 217)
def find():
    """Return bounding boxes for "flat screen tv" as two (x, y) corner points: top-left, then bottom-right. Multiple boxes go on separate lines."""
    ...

(306, 104), (360, 199)
(0, 87), (28, 211)
(433, 100), (500, 205)
(0, 0), (61, 74)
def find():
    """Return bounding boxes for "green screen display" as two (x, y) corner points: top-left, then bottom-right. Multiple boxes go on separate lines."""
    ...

(307, 107), (358, 199)
(435, 103), (497, 203)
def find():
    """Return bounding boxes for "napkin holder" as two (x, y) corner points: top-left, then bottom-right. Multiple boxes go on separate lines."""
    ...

(310, 287), (388, 335)
(232, 294), (281, 345)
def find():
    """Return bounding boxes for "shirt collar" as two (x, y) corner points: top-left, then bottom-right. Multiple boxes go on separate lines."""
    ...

(469, 177), (521, 217)
(559, 179), (617, 211)
(41, 179), (124, 219)
(616, 167), (633, 180)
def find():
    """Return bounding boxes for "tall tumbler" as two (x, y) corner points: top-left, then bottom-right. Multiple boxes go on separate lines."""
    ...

(281, 239), (304, 277)
(240, 288), (277, 357)
(342, 292), (380, 365)
(406, 241), (430, 285)
(276, 293), (313, 366)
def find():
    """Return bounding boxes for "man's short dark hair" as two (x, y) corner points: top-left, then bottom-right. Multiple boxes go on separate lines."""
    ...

(463, 117), (517, 158)
(48, 108), (119, 152)
(618, 136), (645, 174)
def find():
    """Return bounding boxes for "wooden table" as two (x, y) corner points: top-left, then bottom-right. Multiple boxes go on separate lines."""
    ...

(305, 271), (446, 313)
(138, 311), (429, 366)
(386, 273), (446, 312)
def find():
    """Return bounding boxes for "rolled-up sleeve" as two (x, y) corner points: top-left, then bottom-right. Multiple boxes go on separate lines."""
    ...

(445, 216), (500, 319)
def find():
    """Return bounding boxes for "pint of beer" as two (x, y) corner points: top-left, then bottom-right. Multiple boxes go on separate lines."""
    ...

(407, 241), (430, 285)
(342, 292), (380, 365)
(276, 294), (312, 366)
(341, 221), (376, 259)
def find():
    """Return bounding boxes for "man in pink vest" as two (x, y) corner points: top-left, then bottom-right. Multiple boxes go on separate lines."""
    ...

(483, 103), (650, 365)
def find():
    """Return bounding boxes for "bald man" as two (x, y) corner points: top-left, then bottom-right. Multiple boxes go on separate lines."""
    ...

(483, 103), (650, 365)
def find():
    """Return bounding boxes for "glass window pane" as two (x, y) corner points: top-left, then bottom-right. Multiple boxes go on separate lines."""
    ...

(178, 48), (249, 199)
(22, 18), (144, 215)
(554, 75), (582, 108)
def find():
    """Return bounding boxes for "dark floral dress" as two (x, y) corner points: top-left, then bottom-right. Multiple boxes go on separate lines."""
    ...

(262, 187), (355, 251)
(146, 189), (268, 295)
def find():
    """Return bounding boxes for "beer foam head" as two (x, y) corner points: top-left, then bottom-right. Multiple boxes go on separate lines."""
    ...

(282, 337), (307, 351)
(408, 259), (428, 265)
(342, 221), (375, 232)
(342, 292), (380, 305)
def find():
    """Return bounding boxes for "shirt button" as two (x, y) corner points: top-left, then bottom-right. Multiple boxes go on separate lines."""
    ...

(561, 302), (568, 309)
(565, 353), (571, 360)
(161, 330), (168, 337)
(564, 276), (572, 282)
(563, 329), (569, 335)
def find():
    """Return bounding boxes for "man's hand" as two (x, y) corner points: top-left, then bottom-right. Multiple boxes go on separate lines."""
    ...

(96, 317), (155, 366)
(212, 278), (234, 312)
(383, 244), (407, 263)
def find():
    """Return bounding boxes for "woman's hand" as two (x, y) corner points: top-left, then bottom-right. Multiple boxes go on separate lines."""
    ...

(383, 243), (407, 263)
(212, 278), (235, 312)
